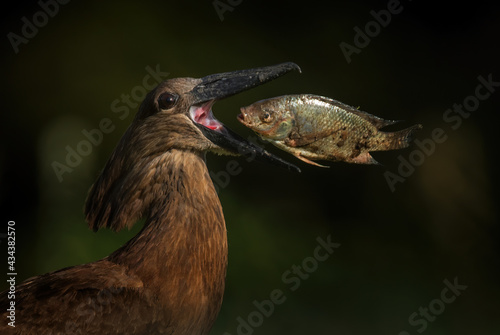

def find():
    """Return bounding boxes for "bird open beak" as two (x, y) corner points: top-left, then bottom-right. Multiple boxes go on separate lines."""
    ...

(188, 62), (301, 173)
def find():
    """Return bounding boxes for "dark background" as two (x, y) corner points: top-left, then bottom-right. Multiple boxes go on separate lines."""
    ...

(1, 1), (499, 334)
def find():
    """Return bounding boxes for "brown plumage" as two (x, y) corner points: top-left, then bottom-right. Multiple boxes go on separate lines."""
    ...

(0, 63), (300, 334)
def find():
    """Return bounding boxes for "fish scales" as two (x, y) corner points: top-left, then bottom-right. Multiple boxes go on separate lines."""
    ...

(285, 96), (377, 161)
(238, 94), (423, 166)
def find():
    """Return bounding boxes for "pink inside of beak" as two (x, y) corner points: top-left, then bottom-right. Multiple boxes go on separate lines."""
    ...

(189, 101), (224, 131)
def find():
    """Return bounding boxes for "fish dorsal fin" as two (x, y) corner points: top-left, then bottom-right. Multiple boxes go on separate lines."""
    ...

(306, 95), (400, 129)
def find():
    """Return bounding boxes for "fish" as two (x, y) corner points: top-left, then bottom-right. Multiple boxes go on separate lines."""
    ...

(238, 94), (423, 167)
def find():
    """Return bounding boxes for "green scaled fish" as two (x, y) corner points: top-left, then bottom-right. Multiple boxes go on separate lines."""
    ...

(238, 94), (422, 167)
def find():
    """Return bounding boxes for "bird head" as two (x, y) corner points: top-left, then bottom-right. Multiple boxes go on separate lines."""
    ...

(127, 62), (301, 169)
(86, 63), (300, 231)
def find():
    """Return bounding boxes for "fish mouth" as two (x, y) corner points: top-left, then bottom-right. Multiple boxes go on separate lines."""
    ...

(236, 110), (248, 126)
(236, 109), (260, 133)
(187, 63), (301, 173)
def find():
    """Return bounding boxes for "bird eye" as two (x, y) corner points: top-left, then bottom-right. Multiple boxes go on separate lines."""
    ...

(261, 111), (273, 123)
(157, 93), (178, 110)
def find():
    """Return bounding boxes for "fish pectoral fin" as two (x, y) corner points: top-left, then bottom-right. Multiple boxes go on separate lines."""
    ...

(286, 129), (336, 147)
(293, 153), (330, 168)
(350, 152), (380, 165)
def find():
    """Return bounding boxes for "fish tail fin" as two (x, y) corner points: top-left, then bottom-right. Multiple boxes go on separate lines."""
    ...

(374, 124), (423, 151)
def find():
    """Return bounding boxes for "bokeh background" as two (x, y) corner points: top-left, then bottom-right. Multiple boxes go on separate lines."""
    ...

(1, 1), (499, 334)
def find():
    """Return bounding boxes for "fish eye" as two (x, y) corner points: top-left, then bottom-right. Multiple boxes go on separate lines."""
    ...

(157, 92), (179, 110)
(260, 111), (273, 123)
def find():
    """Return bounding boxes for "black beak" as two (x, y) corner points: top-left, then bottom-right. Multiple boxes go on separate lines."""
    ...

(189, 62), (301, 173)
(190, 62), (301, 103)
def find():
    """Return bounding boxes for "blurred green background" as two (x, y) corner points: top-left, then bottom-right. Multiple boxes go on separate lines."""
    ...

(1, 1), (499, 334)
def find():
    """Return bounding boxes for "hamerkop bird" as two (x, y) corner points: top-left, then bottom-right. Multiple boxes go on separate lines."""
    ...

(0, 63), (300, 334)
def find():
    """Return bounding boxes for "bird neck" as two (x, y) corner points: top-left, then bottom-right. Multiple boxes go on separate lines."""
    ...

(108, 149), (227, 267)
(106, 150), (228, 331)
